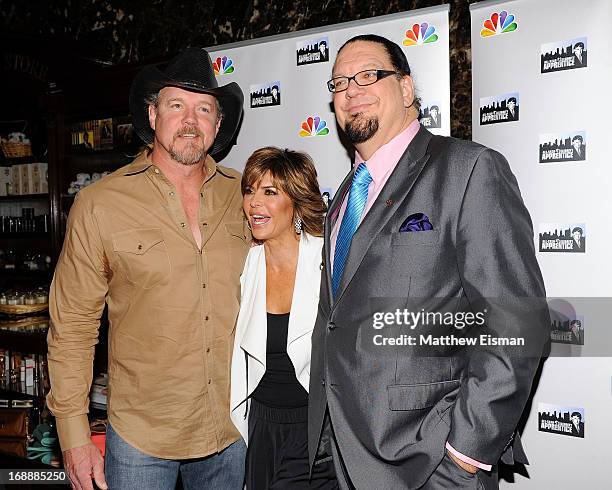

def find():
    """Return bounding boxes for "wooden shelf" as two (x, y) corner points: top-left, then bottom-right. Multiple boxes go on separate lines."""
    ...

(62, 151), (134, 166)
(0, 386), (46, 403)
(0, 155), (38, 166)
(0, 268), (51, 278)
(0, 194), (49, 203)
(0, 232), (49, 239)
(0, 328), (48, 355)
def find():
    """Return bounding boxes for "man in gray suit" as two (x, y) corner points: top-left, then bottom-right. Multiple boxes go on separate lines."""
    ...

(309, 34), (549, 489)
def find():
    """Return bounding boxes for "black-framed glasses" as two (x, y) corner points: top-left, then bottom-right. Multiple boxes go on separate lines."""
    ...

(327, 69), (398, 93)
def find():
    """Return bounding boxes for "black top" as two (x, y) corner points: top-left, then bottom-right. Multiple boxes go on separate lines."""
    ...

(251, 312), (309, 408)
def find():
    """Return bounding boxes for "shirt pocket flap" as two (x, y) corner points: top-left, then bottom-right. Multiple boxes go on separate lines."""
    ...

(112, 228), (165, 255)
(224, 221), (247, 241)
(388, 379), (460, 411)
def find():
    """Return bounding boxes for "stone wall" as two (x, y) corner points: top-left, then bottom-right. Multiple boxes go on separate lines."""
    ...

(1, 0), (477, 138)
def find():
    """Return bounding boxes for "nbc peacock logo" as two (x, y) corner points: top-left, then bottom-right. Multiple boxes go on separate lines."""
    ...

(213, 56), (235, 75)
(403, 23), (439, 46)
(480, 11), (518, 37)
(299, 116), (330, 137)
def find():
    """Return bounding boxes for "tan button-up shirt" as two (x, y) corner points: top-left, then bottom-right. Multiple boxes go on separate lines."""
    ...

(47, 152), (250, 459)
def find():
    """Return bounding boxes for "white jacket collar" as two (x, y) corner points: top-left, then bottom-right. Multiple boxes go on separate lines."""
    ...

(239, 233), (322, 363)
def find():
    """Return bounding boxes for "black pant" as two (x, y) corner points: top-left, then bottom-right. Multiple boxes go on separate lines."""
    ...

(246, 399), (338, 489)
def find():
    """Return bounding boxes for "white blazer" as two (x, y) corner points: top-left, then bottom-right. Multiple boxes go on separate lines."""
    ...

(230, 233), (323, 444)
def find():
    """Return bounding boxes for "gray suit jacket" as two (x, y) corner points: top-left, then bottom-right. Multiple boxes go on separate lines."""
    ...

(308, 126), (549, 488)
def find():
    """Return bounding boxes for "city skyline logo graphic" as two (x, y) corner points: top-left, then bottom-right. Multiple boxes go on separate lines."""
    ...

(541, 36), (587, 74)
(539, 131), (586, 164)
(538, 403), (585, 438)
(296, 36), (330, 66)
(480, 11), (518, 37)
(299, 116), (330, 137)
(548, 298), (585, 347)
(213, 56), (235, 75)
(550, 315), (584, 346)
(403, 23), (439, 46)
(250, 81), (281, 109)
(479, 92), (519, 125)
(539, 223), (586, 253)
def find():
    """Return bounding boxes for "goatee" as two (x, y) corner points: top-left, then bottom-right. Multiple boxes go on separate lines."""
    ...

(345, 115), (379, 144)
(169, 127), (207, 166)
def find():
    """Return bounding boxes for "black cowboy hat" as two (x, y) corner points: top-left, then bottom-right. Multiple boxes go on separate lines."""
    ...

(129, 47), (244, 155)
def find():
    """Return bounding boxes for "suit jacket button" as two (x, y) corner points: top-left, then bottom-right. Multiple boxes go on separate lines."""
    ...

(327, 322), (336, 331)
(321, 379), (326, 386)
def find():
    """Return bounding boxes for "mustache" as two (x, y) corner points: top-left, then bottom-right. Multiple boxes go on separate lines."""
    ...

(174, 126), (204, 139)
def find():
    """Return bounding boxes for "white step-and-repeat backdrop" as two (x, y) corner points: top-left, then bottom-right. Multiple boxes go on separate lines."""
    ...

(209, 4), (450, 196)
(471, 0), (612, 486)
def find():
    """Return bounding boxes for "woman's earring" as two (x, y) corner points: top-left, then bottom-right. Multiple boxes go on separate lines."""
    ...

(294, 217), (302, 235)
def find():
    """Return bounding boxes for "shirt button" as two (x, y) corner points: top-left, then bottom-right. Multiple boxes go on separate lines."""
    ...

(200, 192), (204, 197)
(154, 168), (160, 174)
(180, 222), (186, 227)
(208, 379), (212, 384)
(202, 222), (208, 226)
(137, 244), (143, 250)
(206, 348), (210, 353)
(202, 283), (206, 288)
(169, 191), (175, 196)
(205, 316), (209, 321)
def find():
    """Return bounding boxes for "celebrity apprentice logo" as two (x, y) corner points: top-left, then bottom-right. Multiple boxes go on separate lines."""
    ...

(299, 116), (329, 137)
(480, 92), (519, 125)
(402, 22), (439, 46)
(480, 10), (518, 37)
(249, 81), (281, 108)
(539, 223), (586, 253)
(296, 37), (329, 66)
(539, 131), (587, 163)
(541, 37), (587, 74)
(538, 403), (585, 438)
(213, 56), (235, 75)
(419, 103), (441, 128)
(550, 316), (584, 346)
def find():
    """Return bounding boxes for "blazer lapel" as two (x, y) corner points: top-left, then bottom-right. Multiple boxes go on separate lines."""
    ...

(287, 234), (322, 346)
(333, 126), (433, 305)
(238, 246), (267, 367)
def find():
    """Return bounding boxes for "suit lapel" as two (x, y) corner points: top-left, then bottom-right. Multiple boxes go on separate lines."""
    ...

(322, 170), (353, 307)
(333, 126), (433, 305)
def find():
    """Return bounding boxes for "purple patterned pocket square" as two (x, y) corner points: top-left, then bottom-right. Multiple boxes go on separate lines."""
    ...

(399, 213), (434, 232)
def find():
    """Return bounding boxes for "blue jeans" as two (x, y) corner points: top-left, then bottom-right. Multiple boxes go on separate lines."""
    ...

(105, 424), (246, 490)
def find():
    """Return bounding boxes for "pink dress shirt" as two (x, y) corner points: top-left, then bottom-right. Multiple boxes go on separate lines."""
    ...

(330, 119), (421, 265)
(330, 119), (491, 472)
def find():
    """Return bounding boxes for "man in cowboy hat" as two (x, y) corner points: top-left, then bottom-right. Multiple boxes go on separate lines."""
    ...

(47, 48), (250, 490)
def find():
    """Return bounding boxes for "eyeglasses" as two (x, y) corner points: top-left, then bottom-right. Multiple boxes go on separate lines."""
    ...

(327, 69), (398, 93)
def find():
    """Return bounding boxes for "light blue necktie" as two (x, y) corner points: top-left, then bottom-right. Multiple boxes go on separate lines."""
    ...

(332, 163), (372, 296)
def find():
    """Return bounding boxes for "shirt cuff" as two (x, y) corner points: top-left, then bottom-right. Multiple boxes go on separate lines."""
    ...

(445, 442), (493, 471)
(56, 415), (92, 452)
